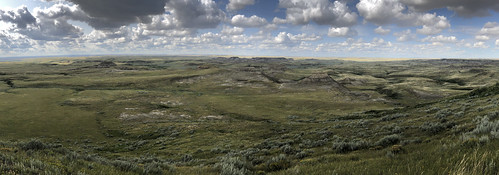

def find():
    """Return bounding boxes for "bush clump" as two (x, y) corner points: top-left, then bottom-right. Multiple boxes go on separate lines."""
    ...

(375, 134), (401, 147)
(217, 155), (251, 175)
(332, 139), (370, 153)
(20, 139), (46, 150)
(263, 154), (291, 172)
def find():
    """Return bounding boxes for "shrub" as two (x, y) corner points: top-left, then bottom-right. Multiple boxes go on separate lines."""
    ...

(391, 126), (403, 134)
(479, 135), (490, 144)
(280, 145), (295, 155)
(295, 150), (309, 159)
(435, 109), (452, 119)
(239, 148), (260, 157)
(470, 116), (499, 136)
(20, 139), (46, 150)
(299, 139), (327, 148)
(217, 156), (251, 175)
(264, 154), (291, 172)
(487, 111), (499, 120)
(375, 134), (401, 147)
(420, 122), (446, 135)
(425, 107), (440, 114)
(332, 139), (370, 153)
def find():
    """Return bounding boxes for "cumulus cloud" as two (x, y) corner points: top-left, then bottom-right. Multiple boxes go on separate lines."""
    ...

(394, 29), (415, 42)
(276, 0), (357, 27)
(61, 0), (167, 29)
(422, 35), (457, 44)
(166, 0), (225, 29)
(476, 22), (499, 40)
(134, 14), (195, 38)
(475, 35), (490, 41)
(289, 33), (321, 41)
(401, 0), (499, 17)
(315, 37), (393, 53)
(0, 31), (34, 52)
(0, 5), (85, 41)
(227, 0), (255, 11)
(123, 0), (225, 39)
(473, 41), (488, 48)
(41, 0), (224, 30)
(357, 0), (450, 35)
(328, 27), (357, 37)
(374, 26), (390, 35)
(264, 32), (320, 48)
(496, 39), (499, 46)
(415, 14), (450, 35)
(85, 26), (131, 43)
(221, 26), (244, 35)
(0, 6), (36, 29)
(231, 15), (268, 28)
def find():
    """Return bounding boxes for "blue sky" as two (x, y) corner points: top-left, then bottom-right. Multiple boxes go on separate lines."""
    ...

(1, 0), (499, 58)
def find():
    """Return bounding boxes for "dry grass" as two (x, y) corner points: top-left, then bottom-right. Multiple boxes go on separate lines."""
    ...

(451, 150), (499, 175)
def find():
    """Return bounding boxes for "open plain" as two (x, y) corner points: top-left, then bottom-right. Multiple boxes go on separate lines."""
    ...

(1, 56), (499, 174)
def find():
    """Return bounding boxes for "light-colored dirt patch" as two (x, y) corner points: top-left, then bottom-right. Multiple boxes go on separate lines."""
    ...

(119, 110), (191, 121)
(200, 115), (224, 120)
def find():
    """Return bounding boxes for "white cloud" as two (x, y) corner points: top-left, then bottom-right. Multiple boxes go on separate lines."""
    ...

(374, 26), (390, 35)
(231, 15), (268, 28)
(221, 26), (244, 35)
(289, 33), (321, 41)
(0, 31), (34, 53)
(466, 41), (489, 48)
(475, 35), (490, 41)
(394, 29), (415, 42)
(357, 0), (450, 35)
(496, 39), (499, 46)
(227, 0), (255, 11)
(415, 14), (450, 35)
(0, 4), (86, 41)
(166, 0), (225, 29)
(276, 0), (357, 27)
(476, 22), (499, 40)
(0, 6), (36, 29)
(422, 35), (457, 44)
(328, 27), (357, 37)
(263, 32), (321, 48)
(473, 41), (489, 48)
(85, 26), (131, 43)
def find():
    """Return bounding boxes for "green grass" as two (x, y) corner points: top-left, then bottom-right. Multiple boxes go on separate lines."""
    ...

(0, 88), (104, 140)
(1, 56), (499, 174)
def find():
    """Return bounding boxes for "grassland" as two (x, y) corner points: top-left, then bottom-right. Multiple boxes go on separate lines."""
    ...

(1, 56), (499, 174)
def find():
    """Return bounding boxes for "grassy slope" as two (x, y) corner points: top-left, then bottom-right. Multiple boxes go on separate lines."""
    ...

(1, 57), (499, 174)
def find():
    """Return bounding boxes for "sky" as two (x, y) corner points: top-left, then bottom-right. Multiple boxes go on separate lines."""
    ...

(1, 0), (499, 58)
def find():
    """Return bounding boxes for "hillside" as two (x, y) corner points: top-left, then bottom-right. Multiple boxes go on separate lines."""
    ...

(1, 56), (499, 174)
